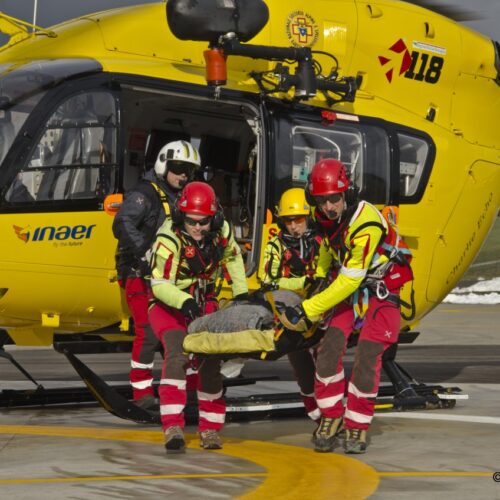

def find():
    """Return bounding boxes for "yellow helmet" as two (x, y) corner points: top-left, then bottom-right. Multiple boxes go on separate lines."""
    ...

(277, 188), (310, 217)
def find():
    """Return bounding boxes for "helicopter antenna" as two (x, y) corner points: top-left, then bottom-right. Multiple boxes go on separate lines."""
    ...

(33, 0), (38, 30)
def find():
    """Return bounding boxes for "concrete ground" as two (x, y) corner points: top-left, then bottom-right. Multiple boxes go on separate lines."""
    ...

(1, 303), (500, 499)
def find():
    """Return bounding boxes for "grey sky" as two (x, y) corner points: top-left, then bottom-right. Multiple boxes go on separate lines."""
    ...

(0, 0), (498, 41)
(0, 0), (155, 27)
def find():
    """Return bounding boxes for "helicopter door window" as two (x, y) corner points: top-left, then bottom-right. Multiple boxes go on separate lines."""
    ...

(290, 124), (390, 204)
(291, 126), (361, 184)
(398, 133), (430, 199)
(6, 90), (118, 203)
(273, 116), (390, 209)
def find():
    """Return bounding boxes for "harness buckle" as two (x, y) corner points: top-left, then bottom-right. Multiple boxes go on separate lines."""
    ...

(375, 280), (390, 300)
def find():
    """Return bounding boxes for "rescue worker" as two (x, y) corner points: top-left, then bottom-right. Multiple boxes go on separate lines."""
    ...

(112, 140), (201, 409)
(278, 158), (413, 454)
(148, 181), (248, 454)
(261, 187), (323, 423)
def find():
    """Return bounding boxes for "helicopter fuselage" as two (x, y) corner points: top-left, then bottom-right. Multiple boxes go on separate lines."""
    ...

(0, 1), (498, 345)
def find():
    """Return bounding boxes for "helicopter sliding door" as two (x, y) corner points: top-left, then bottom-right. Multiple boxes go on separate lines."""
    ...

(269, 109), (435, 208)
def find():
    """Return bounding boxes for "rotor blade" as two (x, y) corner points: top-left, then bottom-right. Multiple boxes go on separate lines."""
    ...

(402, 0), (483, 22)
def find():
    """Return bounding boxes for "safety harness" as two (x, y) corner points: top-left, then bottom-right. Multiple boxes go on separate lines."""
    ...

(265, 230), (323, 280)
(316, 204), (415, 321)
(150, 181), (172, 216)
(156, 224), (231, 308)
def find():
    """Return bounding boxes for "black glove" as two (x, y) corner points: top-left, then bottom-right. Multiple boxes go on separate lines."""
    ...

(278, 304), (312, 332)
(136, 256), (151, 277)
(181, 298), (201, 321)
(232, 292), (250, 302)
(304, 277), (327, 299)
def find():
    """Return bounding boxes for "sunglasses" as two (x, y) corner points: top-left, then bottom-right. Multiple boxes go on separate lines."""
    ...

(315, 193), (343, 205)
(167, 161), (194, 176)
(184, 215), (212, 227)
(282, 215), (307, 225)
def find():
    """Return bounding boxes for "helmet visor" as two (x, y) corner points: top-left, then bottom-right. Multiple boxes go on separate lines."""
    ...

(282, 215), (307, 226)
(167, 160), (195, 176)
(184, 215), (212, 227)
(314, 193), (343, 205)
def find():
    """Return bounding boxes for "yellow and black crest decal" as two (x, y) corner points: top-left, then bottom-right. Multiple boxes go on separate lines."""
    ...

(285, 11), (319, 48)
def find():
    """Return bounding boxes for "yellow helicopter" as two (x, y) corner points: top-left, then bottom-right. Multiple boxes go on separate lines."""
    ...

(0, 0), (498, 417)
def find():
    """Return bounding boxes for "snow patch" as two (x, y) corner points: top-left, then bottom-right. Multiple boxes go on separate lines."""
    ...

(444, 277), (500, 304)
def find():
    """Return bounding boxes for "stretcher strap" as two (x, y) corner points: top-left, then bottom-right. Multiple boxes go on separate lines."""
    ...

(265, 291), (286, 342)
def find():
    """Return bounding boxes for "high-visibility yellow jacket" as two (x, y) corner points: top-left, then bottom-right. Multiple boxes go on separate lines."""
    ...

(302, 201), (389, 319)
(150, 219), (248, 309)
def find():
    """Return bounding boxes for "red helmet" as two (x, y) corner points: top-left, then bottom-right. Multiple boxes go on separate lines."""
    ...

(308, 158), (350, 196)
(176, 182), (217, 216)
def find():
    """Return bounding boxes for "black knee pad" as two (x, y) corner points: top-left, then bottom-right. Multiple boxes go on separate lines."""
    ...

(316, 327), (346, 378)
(163, 329), (188, 378)
(351, 340), (385, 393)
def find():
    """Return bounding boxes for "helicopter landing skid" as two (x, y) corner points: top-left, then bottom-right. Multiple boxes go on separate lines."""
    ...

(0, 335), (467, 420)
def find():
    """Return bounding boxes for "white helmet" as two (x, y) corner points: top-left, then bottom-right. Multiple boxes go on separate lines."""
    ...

(154, 140), (201, 177)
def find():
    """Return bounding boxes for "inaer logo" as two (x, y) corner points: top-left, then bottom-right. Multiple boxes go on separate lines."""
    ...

(12, 224), (96, 243)
(378, 39), (412, 83)
(13, 225), (29, 243)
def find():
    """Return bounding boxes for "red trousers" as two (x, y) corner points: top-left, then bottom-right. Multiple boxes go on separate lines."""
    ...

(287, 349), (320, 421)
(124, 277), (160, 401)
(314, 295), (401, 430)
(149, 300), (225, 433)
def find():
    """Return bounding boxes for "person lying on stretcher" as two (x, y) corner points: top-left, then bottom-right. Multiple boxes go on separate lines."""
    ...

(184, 285), (328, 361)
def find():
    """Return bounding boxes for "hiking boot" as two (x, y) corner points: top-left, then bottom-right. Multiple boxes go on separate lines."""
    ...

(199, 429), (222, 450)
(135, 394), (158, 411)
(164, 426), (186, 454)
(312, 418), (345, 443)
(312, 417), (343, 453)
(344, 428), (367, 454)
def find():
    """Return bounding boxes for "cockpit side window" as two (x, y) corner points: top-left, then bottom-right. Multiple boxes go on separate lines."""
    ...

(0, 95), (45, 168)
(5, 90), (117, 203)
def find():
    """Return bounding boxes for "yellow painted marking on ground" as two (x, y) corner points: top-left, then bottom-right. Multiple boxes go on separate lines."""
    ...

(379, 471), (493, 477)
(442, 309), (464, 313)
(0, 425), (379, 499)
(0, 472), (266, 485)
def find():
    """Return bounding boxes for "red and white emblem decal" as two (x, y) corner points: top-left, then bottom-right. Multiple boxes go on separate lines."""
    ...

(184, 246), (196, 258)
(378, 39), (412, 83)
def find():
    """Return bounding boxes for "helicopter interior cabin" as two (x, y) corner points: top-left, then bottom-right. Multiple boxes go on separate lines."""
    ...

(119, 85), (259, 261)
